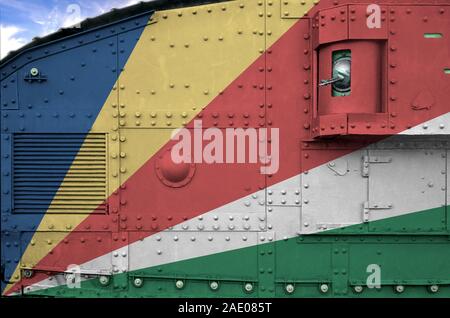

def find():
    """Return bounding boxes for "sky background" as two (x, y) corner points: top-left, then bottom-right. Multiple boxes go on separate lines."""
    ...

(0, 0), (150, 59)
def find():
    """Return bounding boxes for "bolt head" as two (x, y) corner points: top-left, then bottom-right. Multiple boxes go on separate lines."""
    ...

(320, 284), (329, 293)
(22, 269), (34, 279)
(176, 280), (184, 289)
(244, 283), (254, 292)
(429, 285), (439, 293)
(354, 285), (363, 293)
(210, 281), (219, 290)
(30, 68), (39, 77)
(285, 284), (295, 294)
(395, 285), (405, 293)
(133, 278), (143, 288)
(99, 275), (110, 286)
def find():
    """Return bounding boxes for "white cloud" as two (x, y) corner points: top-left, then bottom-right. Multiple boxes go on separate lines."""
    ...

(0, 0), (154, 58)
(34, 0), (148, 35)
(121, 0), (142, 7)
(0, 25), (27, 59)
(62, 5), (84, 29)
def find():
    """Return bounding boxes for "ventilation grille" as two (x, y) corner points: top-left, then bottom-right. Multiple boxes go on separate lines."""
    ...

(13, 134), (107, 214)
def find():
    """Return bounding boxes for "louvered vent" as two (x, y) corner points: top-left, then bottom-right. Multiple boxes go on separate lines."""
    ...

(13, 134), (107, 214)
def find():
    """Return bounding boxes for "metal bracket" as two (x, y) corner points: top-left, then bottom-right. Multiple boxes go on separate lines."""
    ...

(316, 223), (356, 231)
(363, 201), (393, 223)
(362, 156), (392, 177)
(24, 73), (47, 83)
(327, 160), (349, 176)
(1, 263), (15, 284)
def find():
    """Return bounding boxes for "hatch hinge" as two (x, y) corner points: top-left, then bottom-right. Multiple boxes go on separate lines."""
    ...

(24, 73), (47, 83)
(362, 155), (392, 177)
(363, 201), (393, 223)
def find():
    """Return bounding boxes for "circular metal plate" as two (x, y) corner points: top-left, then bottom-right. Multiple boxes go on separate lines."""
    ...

(332, 57), (351, 94)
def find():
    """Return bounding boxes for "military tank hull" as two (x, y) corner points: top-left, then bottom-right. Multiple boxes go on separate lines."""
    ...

(1, 0), (449, 298)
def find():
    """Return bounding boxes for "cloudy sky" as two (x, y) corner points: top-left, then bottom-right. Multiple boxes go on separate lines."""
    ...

(0, 0), (148, 59)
